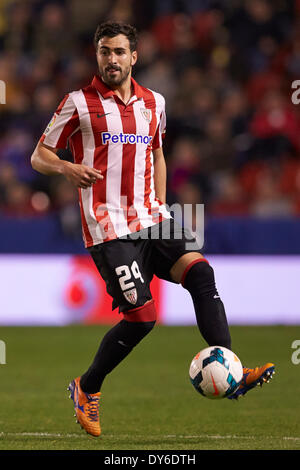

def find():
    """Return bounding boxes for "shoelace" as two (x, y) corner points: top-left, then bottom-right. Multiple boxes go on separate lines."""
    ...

(243, 367), (260, 377)
(86, 397), (100, 422)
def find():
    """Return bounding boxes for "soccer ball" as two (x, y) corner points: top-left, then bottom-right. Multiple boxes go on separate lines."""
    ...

(189, 346), (243, 399)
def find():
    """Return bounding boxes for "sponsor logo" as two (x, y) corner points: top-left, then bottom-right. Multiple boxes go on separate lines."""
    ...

(101, 132), (153, 145)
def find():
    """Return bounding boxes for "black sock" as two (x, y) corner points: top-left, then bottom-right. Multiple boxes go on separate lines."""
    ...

(183, 262), (231, 350)
(80, 319), (155, 393)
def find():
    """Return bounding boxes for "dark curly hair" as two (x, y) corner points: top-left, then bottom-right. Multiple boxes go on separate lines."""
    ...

(94, 21), (138, 52)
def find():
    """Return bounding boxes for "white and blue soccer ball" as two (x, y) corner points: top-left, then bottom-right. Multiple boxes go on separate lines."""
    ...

(189, 346), (243, 399)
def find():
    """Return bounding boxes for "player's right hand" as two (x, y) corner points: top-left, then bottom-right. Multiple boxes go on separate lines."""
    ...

(62, 161), (104, 189)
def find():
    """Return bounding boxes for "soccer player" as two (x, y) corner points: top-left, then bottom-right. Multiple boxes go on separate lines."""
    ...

(31, 21), (275, 437)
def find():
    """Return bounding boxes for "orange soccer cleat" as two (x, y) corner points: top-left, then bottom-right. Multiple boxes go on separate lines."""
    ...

(228, 363), (275, 400)
(68, 377), (101, 437)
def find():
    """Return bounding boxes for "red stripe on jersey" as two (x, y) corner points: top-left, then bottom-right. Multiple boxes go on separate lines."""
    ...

(56, 108), (79, 149)
(141, 89), (163, 225)
(83, 87), (117, 242)
(56, 94), (69, 114)
(114, 98), (143, 233)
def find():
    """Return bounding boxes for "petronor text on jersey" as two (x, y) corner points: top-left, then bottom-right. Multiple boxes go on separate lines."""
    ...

(101, 132), (153, 145)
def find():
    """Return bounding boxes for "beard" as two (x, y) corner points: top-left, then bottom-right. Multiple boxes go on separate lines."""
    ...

(99, 64), (131, 88)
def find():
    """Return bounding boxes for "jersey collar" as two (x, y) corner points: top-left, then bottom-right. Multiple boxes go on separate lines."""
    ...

(91, 75), (143, 101)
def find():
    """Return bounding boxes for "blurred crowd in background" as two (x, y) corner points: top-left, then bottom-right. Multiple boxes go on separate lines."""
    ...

(1, 0), (300, 240)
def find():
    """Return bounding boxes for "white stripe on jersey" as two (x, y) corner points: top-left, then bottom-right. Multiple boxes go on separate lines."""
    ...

(70, 90), (101, 244)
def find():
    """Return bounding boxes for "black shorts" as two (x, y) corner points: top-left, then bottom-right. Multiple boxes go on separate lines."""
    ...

(88, 219), (201, 312)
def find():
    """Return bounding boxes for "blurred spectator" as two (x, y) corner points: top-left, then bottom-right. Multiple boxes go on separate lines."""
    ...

(0, 127), (35, 182)
(68, 0), (111, 35)
(249, 89), (300, 158)
(0, 161), (18, 204)
(285, 29), (300, 79)
(30, 83), (60, 136)
(0, 160), (50, 217)
(226, 0), (292, 76)
(32, 3), (76, 58)
(0, 0), (299, 236)
(209, 172), (250, 216)
(135, 30), (160, 71)
(220, 87), (252, 167)
(1, 181), (36, 217)
(250, 168), (294, 217)
(106, 0), (135, 24)
(167, 136), (211, 205)
(135, 58), (176, 105)
(1, 1), (32, 53)
(279, 158), (300, 196)
(220, 87), (251, 137)
(201, 112), (236, 172)
(189, 85), (218, 129)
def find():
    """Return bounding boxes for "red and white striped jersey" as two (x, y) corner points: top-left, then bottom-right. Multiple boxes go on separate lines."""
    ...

(40, 75), (171, 247)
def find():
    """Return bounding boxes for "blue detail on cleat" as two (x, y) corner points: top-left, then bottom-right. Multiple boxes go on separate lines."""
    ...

(227, 364), (275, 400)
(68, 381), (75, 401)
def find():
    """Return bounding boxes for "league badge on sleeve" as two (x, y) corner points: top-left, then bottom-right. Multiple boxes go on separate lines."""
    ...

(44, 113), (57, 134)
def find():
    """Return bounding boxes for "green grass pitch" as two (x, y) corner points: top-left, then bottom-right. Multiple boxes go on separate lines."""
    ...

(0, 324), (299, 450)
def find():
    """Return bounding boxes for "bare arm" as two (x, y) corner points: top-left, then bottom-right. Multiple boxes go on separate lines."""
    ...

(31, 142), (103, 189)
(153, 147), (167, 204)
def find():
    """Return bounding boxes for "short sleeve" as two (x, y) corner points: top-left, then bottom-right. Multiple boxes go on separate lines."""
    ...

(40, 93), (79, 149)
(152, 98), (166, 150)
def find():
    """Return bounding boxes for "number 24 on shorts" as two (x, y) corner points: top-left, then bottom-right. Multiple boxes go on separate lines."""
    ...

(115, 261), (144, 292)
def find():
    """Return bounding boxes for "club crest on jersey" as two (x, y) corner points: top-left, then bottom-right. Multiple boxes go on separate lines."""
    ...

(140, 108), (152, 123)
(123, 288), (137, 305)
